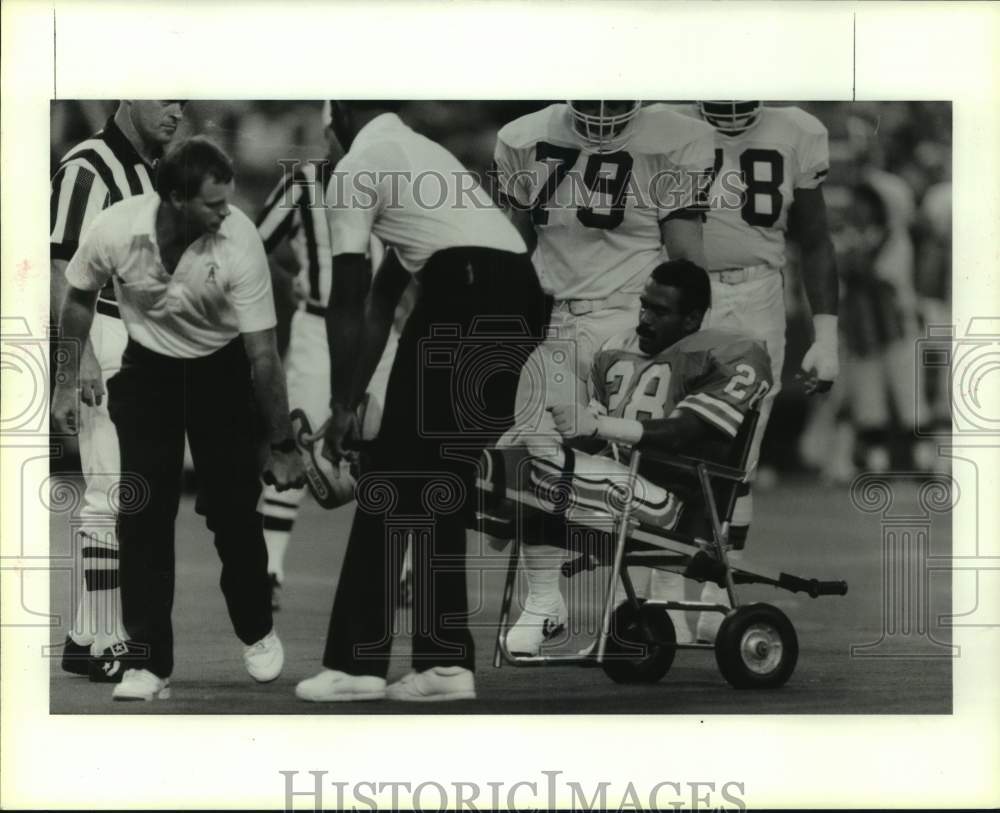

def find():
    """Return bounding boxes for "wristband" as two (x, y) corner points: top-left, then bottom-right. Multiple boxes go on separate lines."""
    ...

(812, 314), (838, 347)
(596, 415), (644, 445)
(270, 438), (297, 454)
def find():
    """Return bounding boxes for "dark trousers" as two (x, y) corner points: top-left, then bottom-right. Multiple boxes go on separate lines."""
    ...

(323, 247), (549, 677)
(108, 338), (272, 678)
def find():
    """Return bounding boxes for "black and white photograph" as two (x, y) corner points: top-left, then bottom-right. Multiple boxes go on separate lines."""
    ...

(2, 2), (998, 811)
(43, 97), (954, 714)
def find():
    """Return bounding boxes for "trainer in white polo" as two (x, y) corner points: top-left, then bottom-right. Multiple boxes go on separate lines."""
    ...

(386, 667), (476, 702)
(112, 669), (171, 702)
(243, 630), (285, 683)
(295, 669), (387, 702)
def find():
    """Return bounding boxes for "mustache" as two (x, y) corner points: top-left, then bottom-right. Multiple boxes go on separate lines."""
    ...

(636, 326), (654, 338)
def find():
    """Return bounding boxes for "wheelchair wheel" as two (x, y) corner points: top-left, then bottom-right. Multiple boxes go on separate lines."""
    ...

(714, 603), (798, 689)
(601, 600), (676, 684)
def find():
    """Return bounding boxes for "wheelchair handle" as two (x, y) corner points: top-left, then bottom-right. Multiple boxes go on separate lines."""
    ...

(561, 553), (599, 578)
(778, 573), (849, 598)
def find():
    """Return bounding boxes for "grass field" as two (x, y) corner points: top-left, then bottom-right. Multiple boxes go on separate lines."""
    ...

(49, 474), (952, 714)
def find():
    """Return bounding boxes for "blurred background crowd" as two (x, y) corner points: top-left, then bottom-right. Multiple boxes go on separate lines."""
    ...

(51, 100), (952, 484)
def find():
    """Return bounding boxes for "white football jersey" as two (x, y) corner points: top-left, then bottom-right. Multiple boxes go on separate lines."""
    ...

(494, 103), (715, 300)
(673, 105), (830, 271)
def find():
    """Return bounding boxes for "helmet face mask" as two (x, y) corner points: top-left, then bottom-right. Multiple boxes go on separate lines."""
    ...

(568, 100), (642, 152)
(698, 100), (762, 135)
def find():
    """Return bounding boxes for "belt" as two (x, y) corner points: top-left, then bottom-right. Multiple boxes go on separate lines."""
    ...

(96, 299), (121, 319)
(555, 291), (638, 316)
(305, 301), (326, 318)
(711, 264), (781, 285)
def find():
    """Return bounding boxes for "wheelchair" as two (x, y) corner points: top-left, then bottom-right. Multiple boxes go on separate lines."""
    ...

(476, 409), (848, 689)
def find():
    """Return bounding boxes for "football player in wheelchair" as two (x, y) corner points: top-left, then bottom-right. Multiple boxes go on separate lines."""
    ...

(479, 259), (846, 688)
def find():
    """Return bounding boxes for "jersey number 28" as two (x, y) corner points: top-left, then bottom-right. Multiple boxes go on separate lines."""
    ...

(604, 361), (671, 421)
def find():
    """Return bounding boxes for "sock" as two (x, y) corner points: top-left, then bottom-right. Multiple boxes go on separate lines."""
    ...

(259, 497), (297, 582)
(696, 549), (745, 642)
(647, 569), (698, 643)
(77, 529), (127, 653)
(519, 543), (565, 609)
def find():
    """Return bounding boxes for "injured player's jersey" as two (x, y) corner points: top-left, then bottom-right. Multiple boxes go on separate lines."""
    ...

(590, 327), (774, 440)
(491, 327), (773, 530)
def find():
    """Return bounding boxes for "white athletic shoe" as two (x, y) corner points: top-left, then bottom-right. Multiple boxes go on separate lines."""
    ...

(243, 630), (284, 683)
(112, 669), (171, 701)
(386, 667), (476, 702)
(295, 669), (386, 702)
(506, 593), (568, 655)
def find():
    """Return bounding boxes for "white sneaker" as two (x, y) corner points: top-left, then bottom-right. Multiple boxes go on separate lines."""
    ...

(386, 667), (476, 702)
(112, 669), (171, 701)
(506, 594), (568, 655)
(243, 630), (284, 683)
(295, 669), (386, 702)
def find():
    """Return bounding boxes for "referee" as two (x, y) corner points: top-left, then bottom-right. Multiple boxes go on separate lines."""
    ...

(50, 100), (185, 681)
(295, 101), (549, 703)
(52, 136), (306, 702)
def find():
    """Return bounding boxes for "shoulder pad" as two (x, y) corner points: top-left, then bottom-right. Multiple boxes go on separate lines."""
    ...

(496, 104), (564, 150)
(767, 105), (829, 138)
(629, 105), (715, 154)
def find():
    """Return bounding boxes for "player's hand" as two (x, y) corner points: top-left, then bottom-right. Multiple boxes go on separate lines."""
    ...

(801, 314), (840, 395)
(319, 403), (361, 464)
(291, 276), (308, 306)
(79, 348), (105, 407)
(550, 403), (599, 439)
(263, 448), (307, 492)
(51, 383), (79, 435)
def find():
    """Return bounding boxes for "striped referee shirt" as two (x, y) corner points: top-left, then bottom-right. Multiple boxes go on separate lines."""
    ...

(50, 115), (158, 313)
(256, 160), (334, 311)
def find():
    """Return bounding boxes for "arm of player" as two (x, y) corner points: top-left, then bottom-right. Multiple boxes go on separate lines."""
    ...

(790, 187), (839, 392)
(490, 147), (537, 253)
(51, 259), (104, 406)
(51, 285), (99, 434)
(346, 249), (410, 411)
(659, 217), (707, 268)
(324, 252), (372, 459)
(51, 166), (109, 408)
(505, 206), (537, 254)
(551, 403), (711, 455)
(242, 328), (305, 491)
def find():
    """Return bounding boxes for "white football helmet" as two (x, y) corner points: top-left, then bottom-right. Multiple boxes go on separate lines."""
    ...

(290, 409), (357, 509)
(567, 100), (642, 152)
(698, 100), (762, 135)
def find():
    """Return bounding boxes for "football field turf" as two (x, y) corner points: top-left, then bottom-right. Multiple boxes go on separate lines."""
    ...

(49, 475), (952, 714)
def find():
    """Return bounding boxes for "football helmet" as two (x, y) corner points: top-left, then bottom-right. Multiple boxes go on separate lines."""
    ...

(698, 101), (762, 135)
(567, 101), (642, 152)
(290, 409), (357, 509)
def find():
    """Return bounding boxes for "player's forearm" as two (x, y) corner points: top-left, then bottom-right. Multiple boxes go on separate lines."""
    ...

(327, 254), (372, 411)
(347, 298), (394, 409)
(638, 412), (709, 455)
(506, 206), (537, 254)
(582, 412), (706, 455)
(245, 335), (294, 443)
(801, 235), (839, 316)
(56, 287), (98, 388)
(50, 260), (70, 321)
(52, 261), (100, 371)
